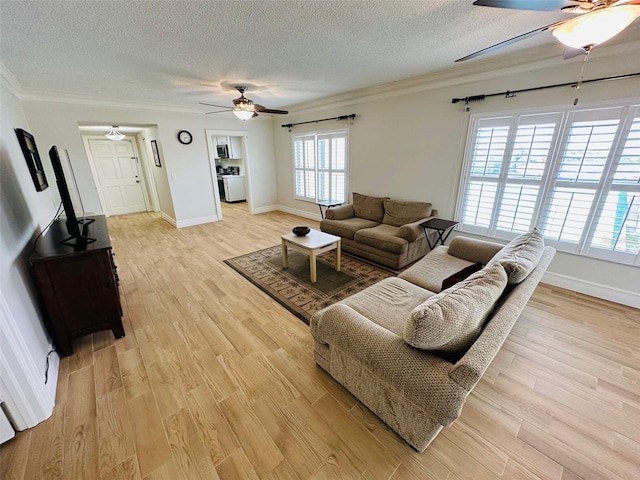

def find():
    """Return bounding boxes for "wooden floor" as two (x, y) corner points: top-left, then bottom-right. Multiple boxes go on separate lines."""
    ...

(2, 203), (639, 479)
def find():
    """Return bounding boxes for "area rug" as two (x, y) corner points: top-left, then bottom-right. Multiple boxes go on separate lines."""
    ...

(224, 245), (397, 324)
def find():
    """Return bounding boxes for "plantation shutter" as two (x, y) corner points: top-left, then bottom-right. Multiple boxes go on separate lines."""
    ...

(459, 117), (510, 235)
(586, 111), (640, 261)
(457, 103), (640, 266)
(293, 130), (348, 203)
(293, 135), (316, 201)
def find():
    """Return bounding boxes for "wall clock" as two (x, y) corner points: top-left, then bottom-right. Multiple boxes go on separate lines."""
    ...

(177, 130), (192, 145)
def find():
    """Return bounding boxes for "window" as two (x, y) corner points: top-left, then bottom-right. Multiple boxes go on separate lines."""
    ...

(293, 130), (348, 203)
(457, 104), (640, 266)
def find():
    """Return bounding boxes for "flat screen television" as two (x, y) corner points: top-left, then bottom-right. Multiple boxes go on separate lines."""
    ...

(48, 146), (95, 246)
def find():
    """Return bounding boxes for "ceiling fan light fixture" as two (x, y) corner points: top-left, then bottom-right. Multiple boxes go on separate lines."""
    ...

(105, 126), (125, 141)
(552, 6), (640, 50)
(232, 106), (255, 120)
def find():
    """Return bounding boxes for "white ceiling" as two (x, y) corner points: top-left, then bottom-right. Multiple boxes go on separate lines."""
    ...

(1, 1), (638, 111)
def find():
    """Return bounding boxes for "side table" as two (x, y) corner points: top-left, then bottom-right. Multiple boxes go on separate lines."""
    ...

(420, 218), (459, 250)
(317, 200), (343, 219)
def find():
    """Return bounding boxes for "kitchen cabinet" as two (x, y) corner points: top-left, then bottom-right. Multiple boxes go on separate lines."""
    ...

(215, 136), (243, 159)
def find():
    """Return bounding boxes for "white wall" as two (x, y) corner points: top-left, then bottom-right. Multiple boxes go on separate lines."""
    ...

(141, 126), (176, 222)
(273, 49), (640, 306)
(0, 82), (59, 427)
(243, 126), (278, 210)
(19, 100), (277, 226)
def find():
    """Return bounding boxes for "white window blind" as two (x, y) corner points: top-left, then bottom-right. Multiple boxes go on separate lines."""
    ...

(293, 130), (348, 203)
(457, 104), (640, 266)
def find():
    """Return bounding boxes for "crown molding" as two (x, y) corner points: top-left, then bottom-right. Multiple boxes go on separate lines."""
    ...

(285, 39), (640, 115)
(0, 62), (23, 95)
(16, 89), (209, 114)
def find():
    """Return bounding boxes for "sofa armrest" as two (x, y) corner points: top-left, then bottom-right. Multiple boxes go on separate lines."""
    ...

(311, 303), (469, 426)
(447, 236), (503, 265)
(325, 204), (355, 220)
(397, 216), (434, 242)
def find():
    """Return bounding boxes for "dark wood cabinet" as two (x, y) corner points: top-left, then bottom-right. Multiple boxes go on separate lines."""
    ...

(30, 215), (124, 357)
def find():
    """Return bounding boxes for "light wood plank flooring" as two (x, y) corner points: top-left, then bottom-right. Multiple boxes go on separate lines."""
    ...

(2, 203), (639, 479)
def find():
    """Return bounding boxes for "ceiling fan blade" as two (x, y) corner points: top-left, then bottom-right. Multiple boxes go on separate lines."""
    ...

(472, 0), (581, 11)
(455, 20), (566, 62)
(199, 102), (231, 109)
(205, 110), (232, 115)
(254, 105), (289, 114)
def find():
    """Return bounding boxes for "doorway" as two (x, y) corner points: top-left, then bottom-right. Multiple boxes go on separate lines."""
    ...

(205, 129), (251, 221)
(83, 136), (151, 216)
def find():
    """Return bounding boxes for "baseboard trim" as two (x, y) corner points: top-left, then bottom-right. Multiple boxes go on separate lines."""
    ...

(251, 205), (279, 214)
(176, 214), (219, 228)
(277, 205), (322, 222)
(161, 212), (177, 227)
(0, 292), (56, 431)
(542, 271), (640, 308)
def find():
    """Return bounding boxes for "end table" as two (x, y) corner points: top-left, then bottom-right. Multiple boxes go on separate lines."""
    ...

(420, 218), (459, 250)
(317, 199), (343, 219)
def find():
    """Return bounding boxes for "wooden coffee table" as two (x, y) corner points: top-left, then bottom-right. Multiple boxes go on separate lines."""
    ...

(281, 229), (341, 283)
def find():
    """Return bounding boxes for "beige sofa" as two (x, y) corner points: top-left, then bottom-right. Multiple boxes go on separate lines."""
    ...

(310, 229), (555, 452)
(319, 193), (436, 269)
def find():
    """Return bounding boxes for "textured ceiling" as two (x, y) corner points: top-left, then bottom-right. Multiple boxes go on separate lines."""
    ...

(0, 1), (636, 111)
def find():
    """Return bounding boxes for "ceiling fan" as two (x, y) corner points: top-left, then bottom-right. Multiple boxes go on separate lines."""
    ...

(456, 0), (640, 62)
(199, 86), (288, 120)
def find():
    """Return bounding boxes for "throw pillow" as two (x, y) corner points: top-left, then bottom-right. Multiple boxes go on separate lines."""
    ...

(489, 228), (545, 284)
(404, 263), (508, 353)
(352, 192), (388, 223)
(382, 200), (433, 227)
(441, 262), (483, 290)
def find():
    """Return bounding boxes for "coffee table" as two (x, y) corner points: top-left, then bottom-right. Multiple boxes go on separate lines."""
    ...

(281, 229), (341, 283)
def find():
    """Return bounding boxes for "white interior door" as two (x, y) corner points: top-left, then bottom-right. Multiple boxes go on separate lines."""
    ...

(88, 139), (147, 215)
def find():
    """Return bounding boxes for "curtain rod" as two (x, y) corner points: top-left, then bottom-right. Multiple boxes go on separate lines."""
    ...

(451, 72), (640, 105)
(282, 114), (357, 130)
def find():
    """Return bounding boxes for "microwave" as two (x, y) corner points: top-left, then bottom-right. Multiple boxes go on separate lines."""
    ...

(216, 144), (229, 159)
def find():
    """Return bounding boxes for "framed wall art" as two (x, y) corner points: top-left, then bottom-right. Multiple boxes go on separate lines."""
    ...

(15, 128), (49, 191)
(151, 140), (161, 167)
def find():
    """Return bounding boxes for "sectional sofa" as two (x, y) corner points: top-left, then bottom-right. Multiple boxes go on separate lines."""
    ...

(310, 229), (555, 451)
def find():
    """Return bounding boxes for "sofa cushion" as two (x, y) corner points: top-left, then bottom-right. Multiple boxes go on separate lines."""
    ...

(354, 224), (407, 254)
(441, 262), (483, 290)
(489, 228), (545, 284)
(321, 217), (379, 240)
(398, 246), (476, 293)
(382, 200), (432, 227)
(404, 263), (508, 353)
(352, 192), (388, 223)
(340, 277), (435, 336)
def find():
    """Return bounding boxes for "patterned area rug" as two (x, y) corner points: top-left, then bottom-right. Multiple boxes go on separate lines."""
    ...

(224, 245), (397, 324)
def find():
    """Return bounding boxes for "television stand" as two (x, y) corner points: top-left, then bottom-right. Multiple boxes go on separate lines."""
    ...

(60, 217), (96, 246)
(30, 215), (124, 356)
